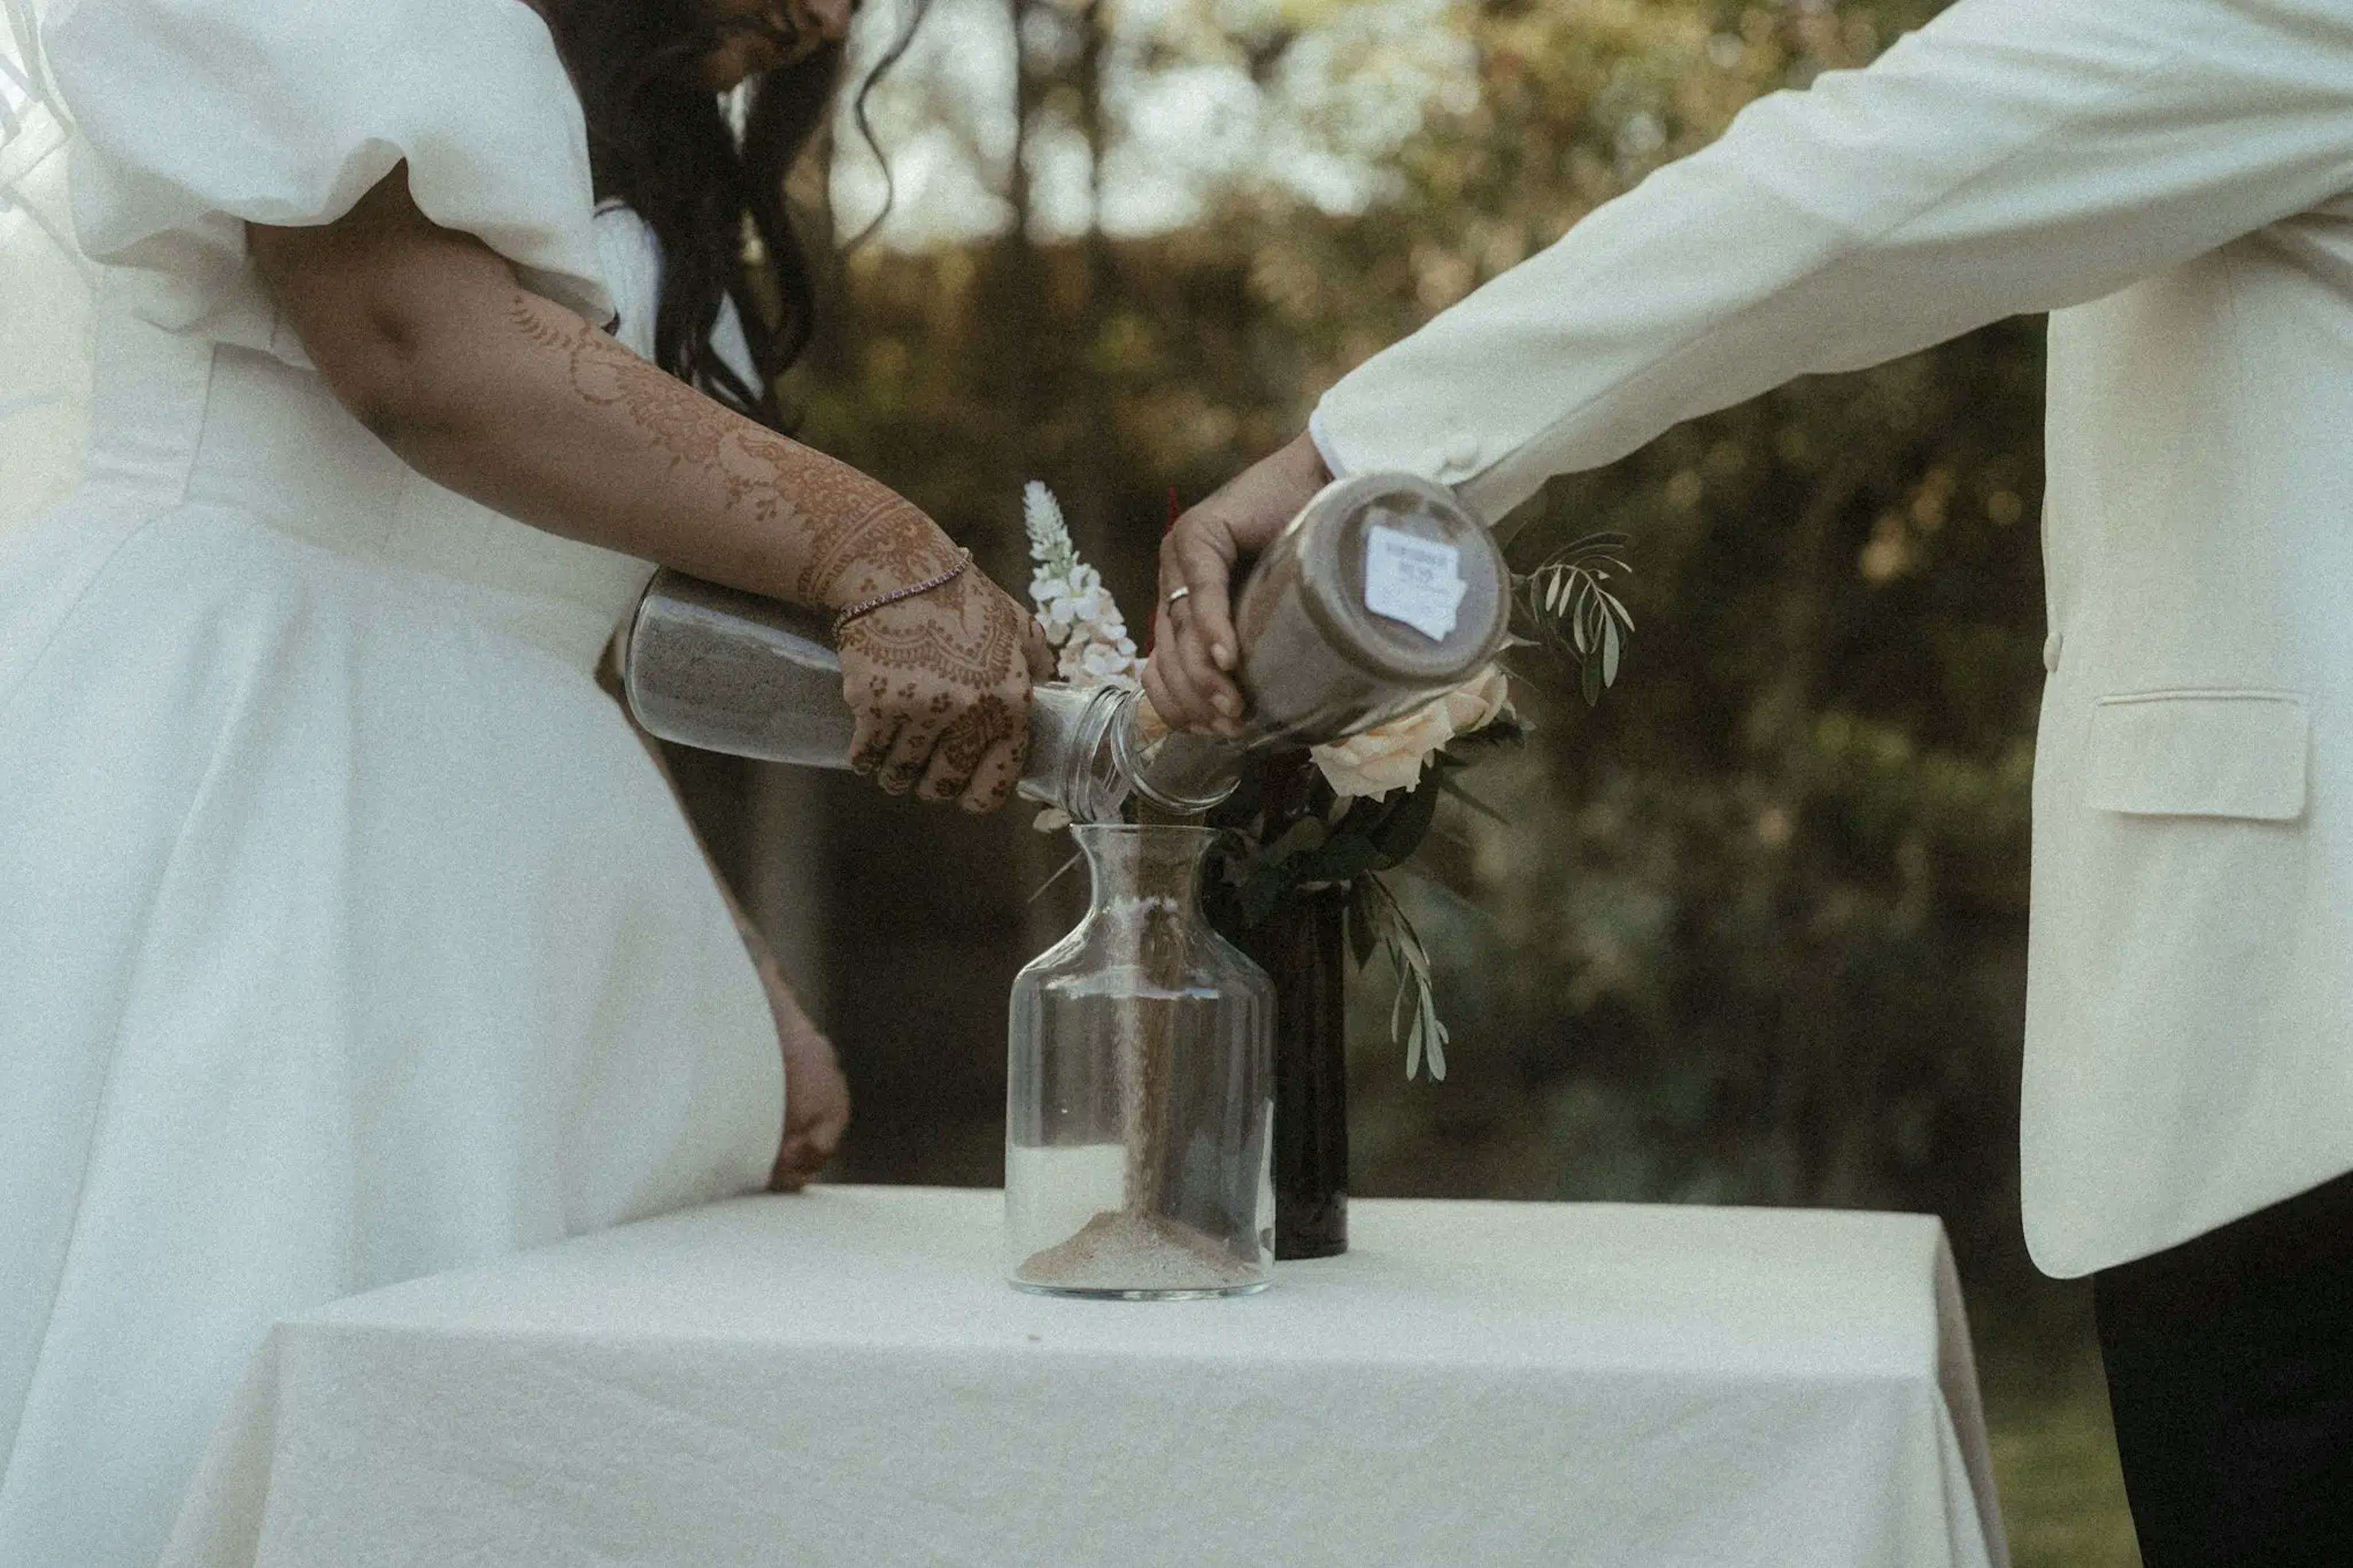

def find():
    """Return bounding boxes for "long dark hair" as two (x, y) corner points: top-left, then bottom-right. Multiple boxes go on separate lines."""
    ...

(545, 0), (922, 430)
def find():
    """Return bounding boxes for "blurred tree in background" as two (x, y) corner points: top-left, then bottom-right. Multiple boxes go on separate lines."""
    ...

(693, 0), (2059, 1307)
(673, 6), (2143, 1549)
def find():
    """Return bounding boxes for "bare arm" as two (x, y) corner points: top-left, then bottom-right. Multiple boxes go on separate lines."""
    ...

(249, 167), (1051, 810)
(597, 642), (849, 1188)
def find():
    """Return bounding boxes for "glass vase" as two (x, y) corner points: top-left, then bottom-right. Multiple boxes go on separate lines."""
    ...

(1006, 824), (1275, 1298)
(1239, 887), (1351, 1259)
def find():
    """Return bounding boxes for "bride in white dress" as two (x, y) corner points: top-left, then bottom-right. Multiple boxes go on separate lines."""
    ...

(0, 1), (1050, 1559)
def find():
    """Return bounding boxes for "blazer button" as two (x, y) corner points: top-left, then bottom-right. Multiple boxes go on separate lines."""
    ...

(2042, 632), (2063, 673)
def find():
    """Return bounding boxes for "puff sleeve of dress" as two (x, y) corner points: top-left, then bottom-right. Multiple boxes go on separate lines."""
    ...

(44, 0), (614, 338)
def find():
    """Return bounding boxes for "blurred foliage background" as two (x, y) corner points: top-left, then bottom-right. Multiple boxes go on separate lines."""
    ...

(665, 0), (2140, 1558)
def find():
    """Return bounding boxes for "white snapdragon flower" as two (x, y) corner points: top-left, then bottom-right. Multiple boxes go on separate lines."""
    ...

(1044, 569), (1112, 635)
(1031, 575), (1075, 643)
(1065, 634), (1141, 687)
(1024, 480), (1143, 689)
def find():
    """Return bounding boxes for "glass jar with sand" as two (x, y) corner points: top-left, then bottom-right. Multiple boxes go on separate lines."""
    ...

(619, 472), (1510, 819)
(1006, 822), (1274, 1298)
(619, 574), (1238, 822)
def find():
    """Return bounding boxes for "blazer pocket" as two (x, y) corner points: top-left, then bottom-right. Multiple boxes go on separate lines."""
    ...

(2084, 689), (2309, 821)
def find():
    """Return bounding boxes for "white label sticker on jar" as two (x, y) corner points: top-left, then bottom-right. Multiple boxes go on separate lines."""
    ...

(1363, 525), (1467, 643)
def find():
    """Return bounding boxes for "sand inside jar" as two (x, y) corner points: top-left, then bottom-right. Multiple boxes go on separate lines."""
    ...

(1017, 1209), (1259, 1293)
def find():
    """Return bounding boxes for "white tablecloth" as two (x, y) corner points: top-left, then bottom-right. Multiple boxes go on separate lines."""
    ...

(164, 1187), (2008, 1568)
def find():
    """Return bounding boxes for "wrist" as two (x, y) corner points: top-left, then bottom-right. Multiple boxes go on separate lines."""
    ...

(802, 495), (964, 615)
(832, 547), (974, 640)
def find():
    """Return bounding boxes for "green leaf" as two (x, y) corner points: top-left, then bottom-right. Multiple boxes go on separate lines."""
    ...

(1368, 775), (1444, 863)
(1389, 913), (1452, 1083)
(1445, 718), (1525, 757)
(1362, 876), (1448, 1079)
(1391, 958), (1414, 1058)
(1491, 503), (1546, 551)
(1390, 895), (1434, 972)
(1304, 833), (1395, 885)
(1262, 815), (1329, 868)
(1346, 880), (1381, 967)
(1237, 871), (1287, 927)
(1437, 774), (1507, 823)
(1028, 851), (1083, 904)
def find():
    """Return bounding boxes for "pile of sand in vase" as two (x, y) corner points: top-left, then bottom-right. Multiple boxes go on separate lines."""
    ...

(1018, 1209), (1259, 1292)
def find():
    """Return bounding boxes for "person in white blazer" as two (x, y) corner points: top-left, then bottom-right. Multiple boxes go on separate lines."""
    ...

(1144, 0), (2353, 1556)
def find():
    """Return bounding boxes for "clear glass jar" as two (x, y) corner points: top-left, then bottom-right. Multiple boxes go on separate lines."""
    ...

(1006, 823), (1275, 1298)
(1027, 682), (1243, 823)
(1233, 471), (1511, 741)
(620, 570), (1240, 822)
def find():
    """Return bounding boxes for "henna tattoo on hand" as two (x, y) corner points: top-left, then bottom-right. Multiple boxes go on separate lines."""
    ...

(966, 733), (1031, 811)
(506, 292), (1038, 808)
(935, 693), (1023, 782)
(836, 573), (1026, 704)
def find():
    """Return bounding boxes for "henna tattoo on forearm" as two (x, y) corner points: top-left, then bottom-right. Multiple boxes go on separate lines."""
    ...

(506, 293), (960, 610)
(506, 292), (1039, 805)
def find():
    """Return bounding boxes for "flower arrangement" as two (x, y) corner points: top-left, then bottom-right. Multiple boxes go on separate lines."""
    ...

(1020, 481), (1632, 1079)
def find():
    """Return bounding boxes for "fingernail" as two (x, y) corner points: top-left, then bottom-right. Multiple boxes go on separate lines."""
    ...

(1213, 692), (1238, 717)
(1213, 645), (1233, 670)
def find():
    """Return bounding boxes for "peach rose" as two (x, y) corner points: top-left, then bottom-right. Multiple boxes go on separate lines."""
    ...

(1438, 664), (1511, 735)
(1311, 666), (1510, 800)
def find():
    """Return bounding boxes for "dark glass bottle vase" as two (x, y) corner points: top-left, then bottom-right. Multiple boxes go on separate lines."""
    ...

(1243, 887), (1351, 1259)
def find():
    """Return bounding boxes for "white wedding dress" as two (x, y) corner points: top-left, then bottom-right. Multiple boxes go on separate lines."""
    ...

(0, 2), (786, 1562)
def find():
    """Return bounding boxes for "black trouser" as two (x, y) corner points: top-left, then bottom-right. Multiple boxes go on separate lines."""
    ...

(2093, 1168), (2353, 1568)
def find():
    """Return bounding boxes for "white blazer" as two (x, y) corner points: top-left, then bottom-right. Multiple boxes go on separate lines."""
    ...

(1313, 0), (2353, 1278)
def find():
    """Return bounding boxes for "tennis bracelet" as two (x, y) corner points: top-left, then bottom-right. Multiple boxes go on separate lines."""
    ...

(831, 548), (974, 640)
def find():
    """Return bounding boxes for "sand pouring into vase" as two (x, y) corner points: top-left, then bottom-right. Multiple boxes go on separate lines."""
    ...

(620, 475), (1513, 1295)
